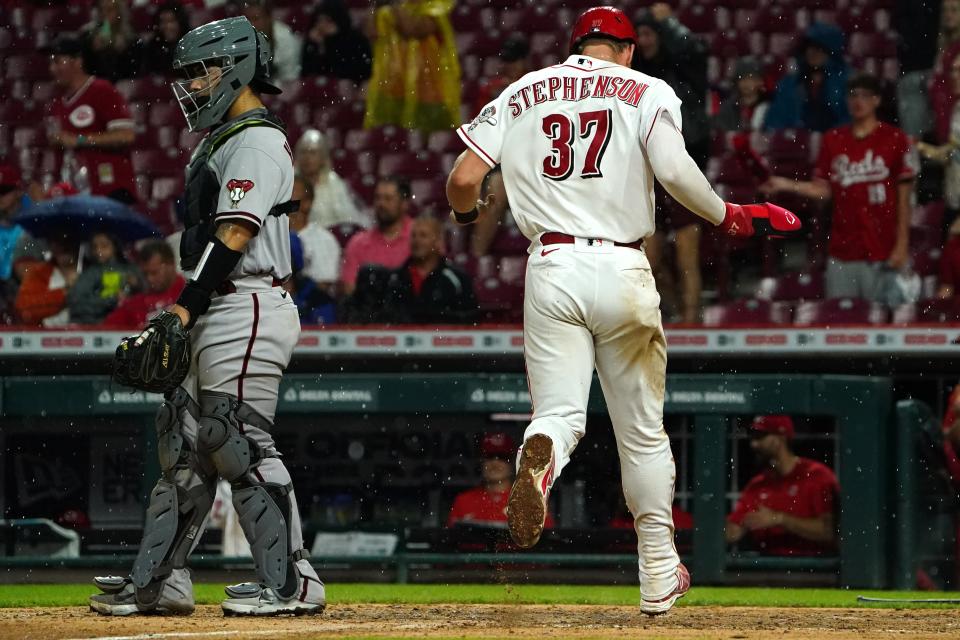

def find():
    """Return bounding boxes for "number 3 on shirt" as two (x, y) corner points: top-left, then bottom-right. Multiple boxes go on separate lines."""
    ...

(541, 109), (612, 181)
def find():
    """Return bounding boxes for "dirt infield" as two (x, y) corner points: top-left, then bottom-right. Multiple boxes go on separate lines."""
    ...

(1, 604), (958, 640)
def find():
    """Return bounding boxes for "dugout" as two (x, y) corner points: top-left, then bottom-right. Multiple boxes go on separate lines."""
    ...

(0, 372), (906, 588)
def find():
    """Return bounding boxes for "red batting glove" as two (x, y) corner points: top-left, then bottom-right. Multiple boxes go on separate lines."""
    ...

(719, 202), (803, 239)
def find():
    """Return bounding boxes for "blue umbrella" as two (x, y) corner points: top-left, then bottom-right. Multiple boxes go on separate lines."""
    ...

(12, 195), (160, 242)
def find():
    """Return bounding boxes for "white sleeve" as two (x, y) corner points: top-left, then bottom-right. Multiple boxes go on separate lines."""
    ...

(646, 111), (726, 225)
(456, 92), (510, 167)
(639, 81), (684, 151)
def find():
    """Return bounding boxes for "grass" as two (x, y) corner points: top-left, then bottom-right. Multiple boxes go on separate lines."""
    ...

(1, 583), (959, 609)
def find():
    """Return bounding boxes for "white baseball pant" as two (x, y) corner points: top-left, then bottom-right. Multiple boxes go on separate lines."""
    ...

(521, 235), (679, 600)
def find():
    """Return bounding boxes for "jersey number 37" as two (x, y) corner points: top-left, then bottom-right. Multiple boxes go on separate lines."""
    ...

(541, 109), (612, 181)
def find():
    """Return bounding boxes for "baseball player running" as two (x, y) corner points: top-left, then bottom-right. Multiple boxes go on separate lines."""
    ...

(446, 6), (800, 615)
(89, 17), (324, 617)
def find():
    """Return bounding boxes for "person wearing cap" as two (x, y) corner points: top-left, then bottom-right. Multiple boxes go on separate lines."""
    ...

(714, 56), (770, 133)
(447, 432), (555, 529)
(726, 415), (840, 556)
(472, 33), (531, 115)
(293, 129), (368, 228)
(762, 72), (917, 306)
(46, 36), (137, 203)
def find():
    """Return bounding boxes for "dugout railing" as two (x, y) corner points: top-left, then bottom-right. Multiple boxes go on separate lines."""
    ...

(0, 373), (897, 588)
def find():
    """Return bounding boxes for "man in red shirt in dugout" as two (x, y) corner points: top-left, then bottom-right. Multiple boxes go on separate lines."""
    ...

(448, 432), (555, 529)
(726, 415), (840, 556)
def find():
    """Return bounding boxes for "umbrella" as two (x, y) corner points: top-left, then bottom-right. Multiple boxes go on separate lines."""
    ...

(12, 195), (161, 242)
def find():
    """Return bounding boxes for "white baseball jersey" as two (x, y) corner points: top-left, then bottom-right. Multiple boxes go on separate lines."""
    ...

(207, 126), (295, 281)
(457, 54), (683, 245)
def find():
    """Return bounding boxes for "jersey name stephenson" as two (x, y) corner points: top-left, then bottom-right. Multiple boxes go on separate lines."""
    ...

(458, 54), (683, 245)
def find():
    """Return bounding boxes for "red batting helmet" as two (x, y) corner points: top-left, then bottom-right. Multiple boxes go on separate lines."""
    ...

(569, 6), (638, 55)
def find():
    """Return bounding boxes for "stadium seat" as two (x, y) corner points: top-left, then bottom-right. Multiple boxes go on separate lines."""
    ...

(793, 298), (888, 325)
(849, 33), (897, 58)
(911, 247), (943, 277)
(328, 222), (365, 248)
(150, 176), (184, 202)
(411, 179), (446, 213)
(498, 256), (527, 285)
(378, 152), (439, 179)
(116, 78), (173, 103)
(915, 298), (960, 323)
(475, 277), (525, 323)
(132, 150), (180, 177)
(702, 299), (792, 326)
(490, 226), (530, 256)
(13, 126), (41, 149)
(4, 54), (47, 82)
(912, 201), (945, 229)
(755, 271), (824, 301)
(148, 103), (182, 128)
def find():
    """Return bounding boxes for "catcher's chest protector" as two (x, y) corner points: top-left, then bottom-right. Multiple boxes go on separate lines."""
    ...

(179, 110), (288, 271)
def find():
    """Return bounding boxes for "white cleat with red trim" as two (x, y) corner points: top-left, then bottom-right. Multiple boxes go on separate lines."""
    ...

(221, 576), (325, 617)
(640, 563), (691, 616)
(507, 434), (555, 549)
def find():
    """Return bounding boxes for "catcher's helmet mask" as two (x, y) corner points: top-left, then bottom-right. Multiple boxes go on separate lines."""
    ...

(172, 16), (282, 132)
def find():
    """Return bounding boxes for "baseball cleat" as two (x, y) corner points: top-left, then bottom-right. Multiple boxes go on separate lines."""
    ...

(221, 577), (326, 617)
(640, 562), (690, 616)
(507, 434), (555, 548)
(89, 574), (195, 616)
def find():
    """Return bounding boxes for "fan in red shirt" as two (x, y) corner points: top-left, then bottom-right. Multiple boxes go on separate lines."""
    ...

(447, 432), (555, 529)
(46, 36), (137, 202)
(104, 240), (184, 327)
(725, 415), (840, 557)
(763, 72), (917, 303)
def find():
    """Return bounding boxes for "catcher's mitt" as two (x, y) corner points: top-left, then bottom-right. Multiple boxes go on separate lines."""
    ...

(113, 311), (191, 393)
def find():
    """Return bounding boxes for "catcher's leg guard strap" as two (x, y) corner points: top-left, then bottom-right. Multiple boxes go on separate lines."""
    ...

(156, 387), (199, 473)
(233, 482), (306, 598)
(130, 479), (214, 593)
(196, 391), (273, 482)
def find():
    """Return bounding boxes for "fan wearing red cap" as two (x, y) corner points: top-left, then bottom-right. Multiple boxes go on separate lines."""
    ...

(726, 415), (840, 556)
(447, 431), (555, 529)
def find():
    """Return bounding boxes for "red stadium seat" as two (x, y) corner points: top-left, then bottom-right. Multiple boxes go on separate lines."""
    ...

(476, 277), (525, 322)
(4, 54), (47, 82)
(116, 78), (173, 103)
(912, 201), (945, 229)
(411, 179), (446, 212)
(427, 130), (466, 154)
(13, 126), (42, 149)
(132, 149), (180, 177)
(378, 152), (439, 179)
(702, 299), (792, 326)
(755, 271), (824, 301)
(498, 256), (527, 285)
(148, 103), (182, 128)
(328, 222), (365, 248)
(793, 298), (888, 325)
(911, 247), (943, 276)
(150, 176), (184, 201)
(31, 81), (58, 104)
(915, 298), (960, 323)
(848, 33), (898, 58)
(490, 226), (530, 256)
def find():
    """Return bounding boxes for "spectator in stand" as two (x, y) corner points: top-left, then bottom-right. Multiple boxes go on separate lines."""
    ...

(239, 0), (302, 82)
(364, 0), (461, 132)
(448, 432), (555, 529)
(289, 174), (341, 292)
(472, 33), (530, 115)
(919, 54), (960, 233)
(714, 57), (770, 132)
(103, 240), (184, 327)
(340, 175), (413, 296)
(930, 1), (960, 143)
(81, 0), (138, 81)
(633, 3), (708, 324)
(68, 232), (140, 324)
(938, 218), (960, 298)
(762, 73), (918, 304)
(14, 235), (80, 326)
(133, 1), (190, 77)
(293, 129), (368, 228)
(381, 216), (476, 323)
(895, 0), (945, 137)
(726, 415), (840, 557)
(47, 37), (137, 203)
(0, 164), (34, 286)
(764, 23), (851, 132)
(301, 0), (372, 83)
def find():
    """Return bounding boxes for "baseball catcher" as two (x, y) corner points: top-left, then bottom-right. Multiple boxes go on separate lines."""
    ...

(91, 16), (324, 617)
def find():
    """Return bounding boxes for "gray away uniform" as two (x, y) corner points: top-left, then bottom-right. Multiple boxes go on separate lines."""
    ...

(130, 108), (321, 607)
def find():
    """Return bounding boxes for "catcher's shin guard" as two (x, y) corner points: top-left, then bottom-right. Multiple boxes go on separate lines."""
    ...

(195, 391), (306, 598)
(131, 389), (214, 606)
